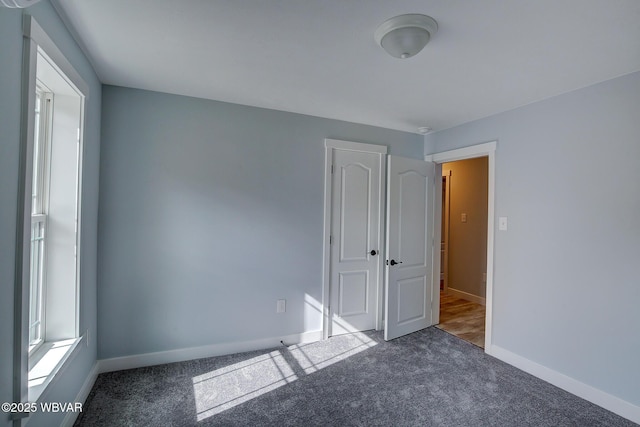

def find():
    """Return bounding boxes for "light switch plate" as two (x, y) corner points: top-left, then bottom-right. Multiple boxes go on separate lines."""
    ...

(277, 299), (286, 313)
(461, 213), (467, 223)
(499, 217), (508, 231)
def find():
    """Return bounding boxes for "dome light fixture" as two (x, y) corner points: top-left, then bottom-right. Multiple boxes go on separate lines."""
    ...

(375, 14), (438, 59)
(0, 0), (42, 7)
(417, 126), (432, 134)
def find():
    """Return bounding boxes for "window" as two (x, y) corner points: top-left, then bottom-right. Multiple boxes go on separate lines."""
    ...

(16, 16), (89, 406)
(28, 85), (52, 353)
(26, 48), (85, 396)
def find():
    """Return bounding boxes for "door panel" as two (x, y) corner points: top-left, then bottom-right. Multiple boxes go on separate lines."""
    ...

(385, 155), (435, 341)
(340, 164), (370, 261)
(330, 149), (381, 335)
(397, 276), (427, 324)
(338, 271), (369, 316)
(398, 171), (428, 267)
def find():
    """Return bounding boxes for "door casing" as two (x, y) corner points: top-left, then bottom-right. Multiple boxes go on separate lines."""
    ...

(441, 173), (451, 294)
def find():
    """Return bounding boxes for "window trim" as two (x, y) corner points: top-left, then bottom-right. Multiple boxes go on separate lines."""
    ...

(14, 14), (90, 417)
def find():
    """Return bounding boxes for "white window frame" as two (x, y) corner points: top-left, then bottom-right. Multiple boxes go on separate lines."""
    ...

(28, 84), (52, 355)
(14, 15), (89, 418)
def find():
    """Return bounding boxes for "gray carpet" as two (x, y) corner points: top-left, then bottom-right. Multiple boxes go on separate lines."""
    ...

(75, 328), (635, 426)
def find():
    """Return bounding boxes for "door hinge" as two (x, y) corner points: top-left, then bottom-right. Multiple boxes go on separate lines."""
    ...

(330, 235), (333, 244)
(331, 164), (334, 174)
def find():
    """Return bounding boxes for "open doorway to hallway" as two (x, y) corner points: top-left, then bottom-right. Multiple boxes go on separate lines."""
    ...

(435, 157), (488, 348)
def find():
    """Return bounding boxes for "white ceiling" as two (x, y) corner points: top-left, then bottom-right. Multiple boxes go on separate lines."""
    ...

(54, 0), (640, 133)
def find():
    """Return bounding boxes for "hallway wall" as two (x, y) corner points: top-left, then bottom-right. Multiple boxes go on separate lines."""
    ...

(443, 157), (488, 301)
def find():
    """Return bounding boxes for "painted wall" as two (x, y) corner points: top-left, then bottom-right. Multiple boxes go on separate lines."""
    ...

(98, 85), (424, 359)
(425, 71), (640, 407)
(443, 157), (488, 300)
(0, 2), (101, 427)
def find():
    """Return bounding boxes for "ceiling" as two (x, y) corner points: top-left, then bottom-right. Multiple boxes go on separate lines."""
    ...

(53, 0), (640, 134)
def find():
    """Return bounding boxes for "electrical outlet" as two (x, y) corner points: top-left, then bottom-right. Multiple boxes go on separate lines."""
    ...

(277, 299), (286, 313)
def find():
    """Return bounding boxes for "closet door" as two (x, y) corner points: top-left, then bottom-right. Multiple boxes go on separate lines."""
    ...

(329, 148), (383, 335)
(384, 155), (435, 341)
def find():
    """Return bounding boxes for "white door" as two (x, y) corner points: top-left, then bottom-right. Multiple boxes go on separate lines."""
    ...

(330, 149), (382, 335)
(384, 155), (435, 341)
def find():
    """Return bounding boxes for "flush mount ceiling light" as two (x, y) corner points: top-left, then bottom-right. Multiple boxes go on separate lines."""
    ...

(0, 0), (41, 7)
(417, 126), (432, 134)
(375, 14), (438, 59)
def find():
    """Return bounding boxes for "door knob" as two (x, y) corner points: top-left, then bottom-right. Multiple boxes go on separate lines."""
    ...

(370, 250), (377, 256)
(389, 259), (403, 266)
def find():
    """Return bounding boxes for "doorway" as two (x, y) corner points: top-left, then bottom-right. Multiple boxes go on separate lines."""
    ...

(426, 141), (496, 352)
(436, 157), (488, 348)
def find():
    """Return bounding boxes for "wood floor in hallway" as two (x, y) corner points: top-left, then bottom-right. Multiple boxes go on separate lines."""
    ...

(436, 293), (485, 348)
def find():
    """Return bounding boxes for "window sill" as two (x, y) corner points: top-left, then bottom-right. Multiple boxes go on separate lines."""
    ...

(28, 336), (83, 403)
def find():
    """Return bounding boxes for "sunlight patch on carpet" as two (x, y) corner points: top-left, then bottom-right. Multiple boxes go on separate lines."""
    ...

(192, 332), (377, 421)
(192, 350), (297, 421)
(288, 331), (377, 374)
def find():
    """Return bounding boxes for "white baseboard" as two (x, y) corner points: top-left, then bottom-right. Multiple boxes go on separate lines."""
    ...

(97, 330), (323, 374)
(60, 363), (99, 427)
(445, 287), (486, 306)
(490, 344), (640, 424)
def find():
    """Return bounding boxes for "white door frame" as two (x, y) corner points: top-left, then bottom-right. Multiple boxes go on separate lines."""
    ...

(426, 140), (497, 353)
(441, 172), (451, 294)
(322, 139), (388, 340)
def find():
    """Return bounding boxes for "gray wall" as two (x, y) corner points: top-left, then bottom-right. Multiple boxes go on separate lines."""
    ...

(98, 85), (423, 359)
(425, 71), (640, 406)
(443, 157), (488, 299)
(0, 3), (101, 427)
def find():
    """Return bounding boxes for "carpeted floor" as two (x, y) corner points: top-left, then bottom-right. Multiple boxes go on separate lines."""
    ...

(75, 328), (634, 426)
